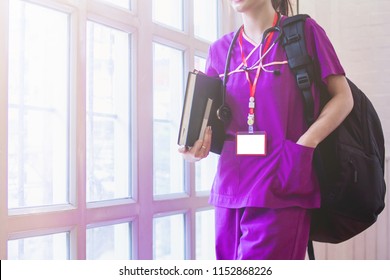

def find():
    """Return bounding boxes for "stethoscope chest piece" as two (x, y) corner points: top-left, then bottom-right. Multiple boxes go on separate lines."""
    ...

(217, 104), (232, 123)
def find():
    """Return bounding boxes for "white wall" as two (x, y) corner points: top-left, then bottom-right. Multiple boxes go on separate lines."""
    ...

(300, 0), (390, 260)
(299, 0), (390, 153)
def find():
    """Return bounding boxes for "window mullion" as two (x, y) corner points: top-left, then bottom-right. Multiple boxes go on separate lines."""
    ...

(0, 0), (9, 261)
(75, 0), (88, 260)
(136, 0), (154, 260)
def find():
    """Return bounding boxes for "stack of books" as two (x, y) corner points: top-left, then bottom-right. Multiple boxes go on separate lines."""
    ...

(177, 70), (225, 154)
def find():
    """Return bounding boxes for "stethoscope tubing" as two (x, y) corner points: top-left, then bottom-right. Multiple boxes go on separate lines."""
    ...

(218, 13), (283, 123)
(222, 14), (283, 93)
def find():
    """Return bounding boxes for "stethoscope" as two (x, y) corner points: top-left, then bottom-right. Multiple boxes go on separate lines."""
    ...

(217, 13), (284, 123)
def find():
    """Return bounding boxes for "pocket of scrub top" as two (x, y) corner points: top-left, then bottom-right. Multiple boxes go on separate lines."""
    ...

(276, 140), (315, 195)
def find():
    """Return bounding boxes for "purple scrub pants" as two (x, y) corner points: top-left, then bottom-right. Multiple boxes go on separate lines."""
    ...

(215, 206), (311, 260)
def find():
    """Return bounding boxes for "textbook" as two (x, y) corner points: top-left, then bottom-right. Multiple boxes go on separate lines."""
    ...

(177, 70), (225, 154)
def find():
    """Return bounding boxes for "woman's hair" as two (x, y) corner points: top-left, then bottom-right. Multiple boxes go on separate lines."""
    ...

(271, 0), (293, 16)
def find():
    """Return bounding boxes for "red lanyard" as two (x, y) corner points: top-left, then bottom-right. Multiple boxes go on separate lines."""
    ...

(238, 12), (279, 131)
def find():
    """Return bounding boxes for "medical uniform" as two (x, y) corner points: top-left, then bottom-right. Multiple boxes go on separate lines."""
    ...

(205, 16), (345, 259)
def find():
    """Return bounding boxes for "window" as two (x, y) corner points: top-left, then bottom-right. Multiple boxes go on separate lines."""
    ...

(153, 213), (185, 259)
(8, 0), (70, 209)
(86, 22), (132, 202)
(152, 0), (183, 31)
(196, 209), (215, 260)
(1, 0), (229, 260)
(8, 232), (69, 260)
(87, 222), (132, 260)
(194, 0), (218, 42)
(153, 43), (184, 196)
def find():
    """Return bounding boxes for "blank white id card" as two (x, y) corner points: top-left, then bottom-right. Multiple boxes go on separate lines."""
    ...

(236, 131), (267, 156)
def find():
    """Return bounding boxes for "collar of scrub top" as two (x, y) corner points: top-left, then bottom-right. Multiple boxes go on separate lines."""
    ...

(218, 12), (287, 124)
(220, 13), (288, 80)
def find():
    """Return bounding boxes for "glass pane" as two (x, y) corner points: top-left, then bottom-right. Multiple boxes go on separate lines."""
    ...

(8, 232), (69, 260)
(86, 22), (132, 202)
(153, 43), (184, 196)
(153, 214), (185, 260)
(152, 0), (183, 31)
(8, 0), (70, 209)
(194, 0), (218, 42)
(102, 0), (131, 10)
(196, 209), (215, 260)
(87, 222), (131, 260)
(194, 55), (207, 72)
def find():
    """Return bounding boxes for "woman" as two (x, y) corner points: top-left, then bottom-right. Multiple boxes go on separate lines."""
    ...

(179, 0), (353, 259)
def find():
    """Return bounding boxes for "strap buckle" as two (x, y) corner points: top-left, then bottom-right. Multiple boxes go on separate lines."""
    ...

(283, 33), (301, 46)
(296, 72), (311, 90)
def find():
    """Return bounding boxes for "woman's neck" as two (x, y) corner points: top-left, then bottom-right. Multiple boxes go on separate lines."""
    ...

(242, 5), (276, 45)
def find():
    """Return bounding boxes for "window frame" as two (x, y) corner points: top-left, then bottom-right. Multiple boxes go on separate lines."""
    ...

(0, 0), (234, 260)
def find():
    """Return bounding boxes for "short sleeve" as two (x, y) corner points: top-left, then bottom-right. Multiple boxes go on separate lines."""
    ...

(205, 44), (219, 77)
(304, 17), (345, 85)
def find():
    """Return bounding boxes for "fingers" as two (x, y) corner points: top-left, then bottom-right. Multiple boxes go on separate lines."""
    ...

(194, 126), (212, 158)
(196, 126), (212, 157)
(178, 126), (213, 162)
(191, 139), (205, 159)
(202, 126), (212, 152)
(178, 146), (189, 154)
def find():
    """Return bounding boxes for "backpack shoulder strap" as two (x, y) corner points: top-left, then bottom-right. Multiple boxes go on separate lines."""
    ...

(282, 14), (317, 261)
(282, 14), (315, 125)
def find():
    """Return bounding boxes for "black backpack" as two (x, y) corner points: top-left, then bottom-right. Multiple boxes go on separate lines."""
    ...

(282, 15), (386, 258)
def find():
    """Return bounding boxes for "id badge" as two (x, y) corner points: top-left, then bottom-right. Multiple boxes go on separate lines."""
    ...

(236, 131), (267, 156)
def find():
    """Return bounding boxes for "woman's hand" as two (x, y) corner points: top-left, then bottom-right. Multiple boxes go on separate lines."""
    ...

(297, 75), (353, 149)
(178, 126), (212, 162)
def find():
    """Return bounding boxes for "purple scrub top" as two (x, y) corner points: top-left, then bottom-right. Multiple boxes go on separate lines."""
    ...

(205, 16), (345, 209)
